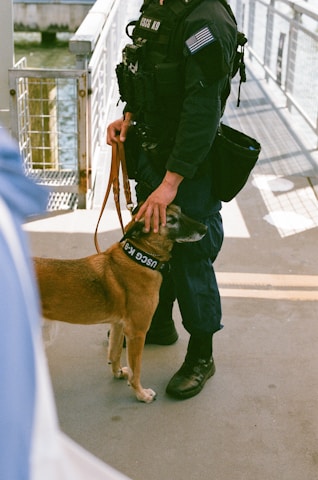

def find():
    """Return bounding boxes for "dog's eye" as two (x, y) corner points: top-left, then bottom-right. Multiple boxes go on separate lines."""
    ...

(167, 216), (177, 225)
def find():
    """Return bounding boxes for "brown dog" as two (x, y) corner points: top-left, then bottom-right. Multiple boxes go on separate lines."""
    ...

(34, 204), (207, 403)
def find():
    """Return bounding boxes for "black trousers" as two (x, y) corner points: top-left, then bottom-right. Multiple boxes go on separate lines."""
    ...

(135, 151), (224, 335)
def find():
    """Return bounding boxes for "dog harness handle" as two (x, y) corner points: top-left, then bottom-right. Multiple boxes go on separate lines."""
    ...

(94, 137), (134, 253)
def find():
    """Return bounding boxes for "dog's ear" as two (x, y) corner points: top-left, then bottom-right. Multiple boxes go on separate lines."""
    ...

(123, 220), (145, 240)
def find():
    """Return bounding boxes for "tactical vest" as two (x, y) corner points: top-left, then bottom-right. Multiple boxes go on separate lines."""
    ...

(116, 0), (243, 153)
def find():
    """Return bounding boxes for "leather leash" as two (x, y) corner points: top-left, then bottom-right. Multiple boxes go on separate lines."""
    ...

(94, 137), (134, 253)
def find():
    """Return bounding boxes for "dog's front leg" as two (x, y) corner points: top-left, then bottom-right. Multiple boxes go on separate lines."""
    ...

(108, 323), (127, 379)
(125, 333), (156, 403)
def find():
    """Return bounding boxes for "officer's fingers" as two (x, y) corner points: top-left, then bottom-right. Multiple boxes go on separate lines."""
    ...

(142, 205), (154, 233)
(106, 126), (115, 145)
(152, 206), (160, 233)
(119, 120), (130, 143)
(134, 202), (147, 224)
(106, 121), (121, 145)
(159, 205), (167, 227)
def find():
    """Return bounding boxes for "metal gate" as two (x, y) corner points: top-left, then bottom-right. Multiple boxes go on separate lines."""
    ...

(9, 63), (88, 209)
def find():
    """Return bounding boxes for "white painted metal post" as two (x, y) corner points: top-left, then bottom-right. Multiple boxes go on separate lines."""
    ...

(0, 0), (14, 129)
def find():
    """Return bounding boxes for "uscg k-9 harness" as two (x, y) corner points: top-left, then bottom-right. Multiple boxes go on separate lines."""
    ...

(116, 0), (246, 168)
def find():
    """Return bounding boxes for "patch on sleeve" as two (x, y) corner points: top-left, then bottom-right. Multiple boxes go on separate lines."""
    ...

(185, 26), (217, 55)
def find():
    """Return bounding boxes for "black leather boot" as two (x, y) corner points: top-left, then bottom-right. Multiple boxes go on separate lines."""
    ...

(166, 333), (215, 399)
(145, 322), (178, 345)
(145, 302), (178, 345)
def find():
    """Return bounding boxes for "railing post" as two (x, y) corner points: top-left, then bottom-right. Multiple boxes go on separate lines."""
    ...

(0, 0), (14, 130)
(69, 0), (119, 207)
(231, 0), (245, 31)
(77, 71), (88, 209)
(264, 0), (275, 81)
(247, 0), (256, 59)
(285, 6), (301, 112)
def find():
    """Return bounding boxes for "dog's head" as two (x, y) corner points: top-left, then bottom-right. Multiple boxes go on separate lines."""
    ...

(123, 204), (207, 244)
(163, 204), (207, 243)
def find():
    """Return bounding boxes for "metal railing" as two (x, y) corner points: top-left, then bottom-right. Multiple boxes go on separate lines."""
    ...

(9, 0), (131, 209)
(69, 0), (129, 206)
(9, 0), (317, 210)
(229, 0), (318, 138)
(9, 63), (88, 209)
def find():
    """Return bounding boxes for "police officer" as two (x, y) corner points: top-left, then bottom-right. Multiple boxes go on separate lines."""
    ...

(107, 0), (238, 399)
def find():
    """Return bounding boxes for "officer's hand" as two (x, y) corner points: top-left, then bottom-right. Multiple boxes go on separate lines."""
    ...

(106, 112), (134, 145)
(135, 171), (183, 233)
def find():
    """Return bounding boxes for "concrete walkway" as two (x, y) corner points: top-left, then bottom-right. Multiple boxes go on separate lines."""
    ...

(25, 55), (318, 479)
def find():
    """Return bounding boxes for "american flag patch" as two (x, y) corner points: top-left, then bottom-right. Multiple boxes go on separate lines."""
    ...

(185, 26), (216, 54)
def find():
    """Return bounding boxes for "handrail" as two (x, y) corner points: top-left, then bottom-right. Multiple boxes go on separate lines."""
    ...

(230, 0), (318, 141)
(9, 0), (317, 212)
(69, 0), (131, 207)
(69, 0), (116, 62)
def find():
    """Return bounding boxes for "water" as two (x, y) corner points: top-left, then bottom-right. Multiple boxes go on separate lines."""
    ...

(14, 32), (75, 68)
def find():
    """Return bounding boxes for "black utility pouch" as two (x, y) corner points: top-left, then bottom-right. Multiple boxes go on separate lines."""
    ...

(116, 62), (134, 106)
(124, 126), (140, 179)
(115, 63), (125, 100)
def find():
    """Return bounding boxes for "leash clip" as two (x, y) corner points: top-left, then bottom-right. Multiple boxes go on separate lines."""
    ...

(126, 202), (135, 215)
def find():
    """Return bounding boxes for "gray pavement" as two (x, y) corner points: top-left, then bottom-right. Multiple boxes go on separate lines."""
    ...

(24, 56), (318, 480)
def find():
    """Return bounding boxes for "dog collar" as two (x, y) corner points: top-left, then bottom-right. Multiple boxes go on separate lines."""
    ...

(121, 240), (169, 274)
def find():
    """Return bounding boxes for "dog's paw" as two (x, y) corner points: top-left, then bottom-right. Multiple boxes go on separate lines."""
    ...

(113, 366), (129, 379)
(121, 366), (129, 378)
(137, 388), (157, 404)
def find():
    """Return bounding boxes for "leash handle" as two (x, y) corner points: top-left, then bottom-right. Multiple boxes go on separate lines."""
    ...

(94, 137), (133, 253)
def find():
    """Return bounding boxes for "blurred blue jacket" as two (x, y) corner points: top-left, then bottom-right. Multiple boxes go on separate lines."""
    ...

(0, 127), (48, 480)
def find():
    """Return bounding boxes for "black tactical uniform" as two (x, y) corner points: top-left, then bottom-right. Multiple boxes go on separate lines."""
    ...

(117, 0), (238, 399)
